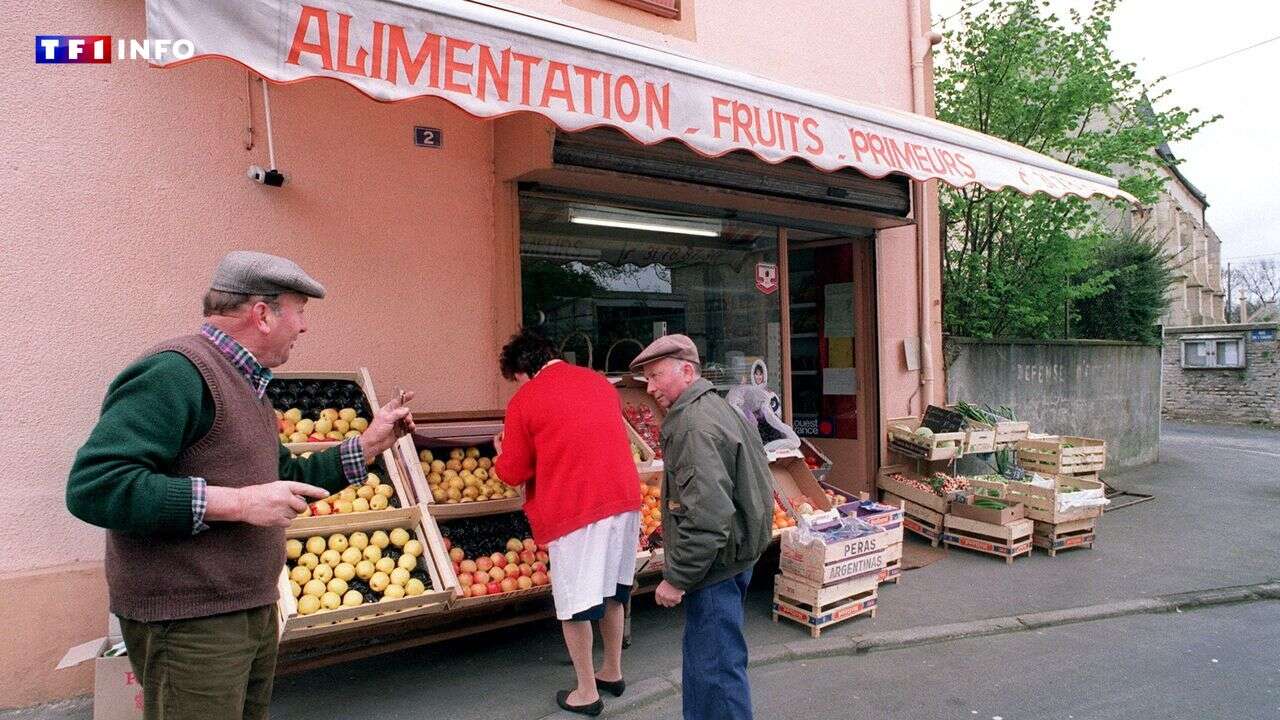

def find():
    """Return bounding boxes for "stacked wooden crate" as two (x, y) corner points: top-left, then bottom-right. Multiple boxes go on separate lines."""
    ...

(941, 494), (1033, 565)
(773, 522), (898, 637)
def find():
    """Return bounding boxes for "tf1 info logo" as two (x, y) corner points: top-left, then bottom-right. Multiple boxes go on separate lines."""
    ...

(35, 35), (195, 64)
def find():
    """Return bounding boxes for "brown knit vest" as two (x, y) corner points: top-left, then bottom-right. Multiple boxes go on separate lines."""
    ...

(105, 335), (284, 622)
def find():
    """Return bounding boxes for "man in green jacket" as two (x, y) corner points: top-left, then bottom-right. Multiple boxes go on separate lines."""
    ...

(631, 334), (772, 720)
(66, 250), (414, 720)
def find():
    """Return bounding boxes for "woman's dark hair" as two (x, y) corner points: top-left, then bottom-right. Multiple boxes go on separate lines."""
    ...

(499, 327), (560, 380)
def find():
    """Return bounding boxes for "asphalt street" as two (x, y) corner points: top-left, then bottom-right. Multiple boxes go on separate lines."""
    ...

(611, 599), (1280, 720)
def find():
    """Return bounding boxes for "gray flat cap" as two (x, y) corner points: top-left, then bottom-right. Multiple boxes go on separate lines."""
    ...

(210, 250), (326, 299)
(630, 334), (700, 371)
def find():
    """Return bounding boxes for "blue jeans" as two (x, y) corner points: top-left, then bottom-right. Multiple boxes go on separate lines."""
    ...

(682, 569), (753, 720)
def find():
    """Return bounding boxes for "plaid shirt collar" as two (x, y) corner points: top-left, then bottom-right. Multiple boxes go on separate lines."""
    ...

(200, 323), (273, 399)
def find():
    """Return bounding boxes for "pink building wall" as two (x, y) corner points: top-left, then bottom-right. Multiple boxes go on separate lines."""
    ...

(1, 0), (938, 707)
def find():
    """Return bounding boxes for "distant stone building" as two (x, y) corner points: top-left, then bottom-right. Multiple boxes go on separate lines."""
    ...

(1108, 140), (1226, 327)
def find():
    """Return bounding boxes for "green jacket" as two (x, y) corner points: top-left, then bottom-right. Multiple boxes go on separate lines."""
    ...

(660, 378), (774, 592)
(67, 351), (352, 537)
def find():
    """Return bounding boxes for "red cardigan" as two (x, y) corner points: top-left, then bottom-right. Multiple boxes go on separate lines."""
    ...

(495, 362), (642, 544)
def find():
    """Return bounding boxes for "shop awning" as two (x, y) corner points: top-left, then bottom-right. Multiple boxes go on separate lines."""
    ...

(147, 0), (1134, 201)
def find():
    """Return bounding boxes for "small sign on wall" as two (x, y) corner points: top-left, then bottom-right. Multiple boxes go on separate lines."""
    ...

(1250, 329), (1276, 343)
(414, 126), (443, 148)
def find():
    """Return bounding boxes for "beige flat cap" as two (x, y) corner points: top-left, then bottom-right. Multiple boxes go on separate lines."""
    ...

(630, 334), (700, 371)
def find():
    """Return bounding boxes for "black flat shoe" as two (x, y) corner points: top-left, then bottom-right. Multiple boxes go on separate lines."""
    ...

(556, 690), (603, 716)
(595, 677), (626, 697)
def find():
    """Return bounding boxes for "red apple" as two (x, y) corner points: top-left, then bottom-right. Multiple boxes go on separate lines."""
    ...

(452, 561), (461, 574)
(442, 537), (452, 551)
(535, 551), (550, 564)
(489, 552), (507, 569)
(505, 538), (523, 553)
(308, 433), (327, 443)
(486, 581), (502, 595)
(476, 557), (494, 572)
(449, 547), (465, 562)
(460, 585), (472, 598)
(488, 567), (506, 582)
(531, 561), (547, 574)
(500, 578), (518, 593)
(470, 582), (488, 597)
(522, 539), (537, 553)
(516, 576), (534, 590)
(457, 572), (474, 587)
(460, 559), (477, 574)
(518, 563), (533, 578)
(505, 551), (520, 566)
(519, 550), (536, 564)
(531, 571), (550, 587)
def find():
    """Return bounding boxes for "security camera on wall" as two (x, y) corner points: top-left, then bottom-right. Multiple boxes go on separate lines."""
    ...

(247, 165), (285, 187)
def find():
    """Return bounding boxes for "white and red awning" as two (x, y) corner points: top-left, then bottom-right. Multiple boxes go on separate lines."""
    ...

(147, 0), (1134, 201)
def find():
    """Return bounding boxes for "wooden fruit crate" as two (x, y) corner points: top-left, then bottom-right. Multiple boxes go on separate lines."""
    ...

(404, 412), (525, 518)
(1032, 517), (1097, 557)
(876, 465), (950, 514)
(270, 369), (380, 455)
(993, 420), (1031, 446)
(773, 572), (877, 638)
(277, 506), (453, 643)
(778, 532), (900, 586)
(877, 557), (902, 585)
(1017, 436), (1107, 475)
(1000, 475), (1106, 524)
(941, 515), (1033, 564)
(886, 416), (965, 461)
(288, 450), (413, 532)
(880, 491), (943, 547)
(799, 438), (833, 483)
(615, 376), (665, 463)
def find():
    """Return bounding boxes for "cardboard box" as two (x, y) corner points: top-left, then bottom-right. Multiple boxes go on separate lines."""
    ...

(57, 617), (142, 720)
(770, 456), (834, 512)
(948, 495), (1026, 525)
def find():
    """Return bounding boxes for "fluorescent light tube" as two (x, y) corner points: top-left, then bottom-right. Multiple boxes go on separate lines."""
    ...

(570, 215), (720, 237)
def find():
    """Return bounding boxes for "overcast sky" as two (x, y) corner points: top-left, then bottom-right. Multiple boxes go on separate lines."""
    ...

(932, 0), (1280, 266)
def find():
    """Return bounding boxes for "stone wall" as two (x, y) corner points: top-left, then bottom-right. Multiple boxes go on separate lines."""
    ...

(946, 338), (1162, 472)
(1162, 322), (1280, 426)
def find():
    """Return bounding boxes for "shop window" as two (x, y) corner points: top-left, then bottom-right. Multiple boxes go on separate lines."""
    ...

(1180, 336), (1245, 369)
(519, 195), (782, 400)
(787, 242), (858, 439)
(607, 0), (680, 19)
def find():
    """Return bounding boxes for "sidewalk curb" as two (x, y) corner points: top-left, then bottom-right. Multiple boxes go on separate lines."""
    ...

(537, 579), (1280, 718)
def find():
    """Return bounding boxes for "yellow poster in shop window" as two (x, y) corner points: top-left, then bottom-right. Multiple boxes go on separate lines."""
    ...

(828, 337), (854, 368)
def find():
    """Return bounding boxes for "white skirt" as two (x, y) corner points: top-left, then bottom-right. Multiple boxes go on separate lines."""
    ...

(548, 511), (640, 620)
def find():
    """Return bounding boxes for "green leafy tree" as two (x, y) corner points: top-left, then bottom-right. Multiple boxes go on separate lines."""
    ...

(935, 0), (1216, 339)
(1071, 223), (1175, 343)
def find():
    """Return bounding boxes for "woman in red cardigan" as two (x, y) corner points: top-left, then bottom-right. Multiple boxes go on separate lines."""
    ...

(493, 328), (642, 717)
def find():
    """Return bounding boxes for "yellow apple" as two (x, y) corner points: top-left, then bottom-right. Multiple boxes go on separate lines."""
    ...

(382, 583), (405, 600)
(302, 579), (326, 598)
(320, 408), (339, 422)
(298, 552), (319, 570)
(403, 539), (423, 557)
(320, 591), (342, 610)
(312, 564), (333, 583)
(326, 578), (348, 596)
(289, 432), (308, 444)
(297, 595), (321, 615)
(348, 532), (368, 550)
(338, 408), (357, 422)
(305, 536), (326, 555)
(350, 417), (369, 432)
(397, 554), (417, 571)
(369, 571), (390, 592)
(314, 418), (333, 435)
(284, 408), (303, 423)
(375, 557), (395, 574)
(285, 539), (304, 560)
(333, 419), (350, 434)
(369, 494), (388, 511)
(327, 534), (348, 552)
(344, 430), (361, 439)
(289, 565), (311, 585)
(352, 497), (370, 513)
(418, 449), (434, 463)
(405, 578), (426, 596)
(296, 419), (315, 435)
(342, 590), (363, 607)
(335, 561), (357, 580)
(326, 431), (345, 441)
(355, 560), (375, 580)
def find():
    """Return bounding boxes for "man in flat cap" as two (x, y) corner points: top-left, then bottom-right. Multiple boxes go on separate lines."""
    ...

(630, 334), (772, 720)
(67, 250), (414, 720)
